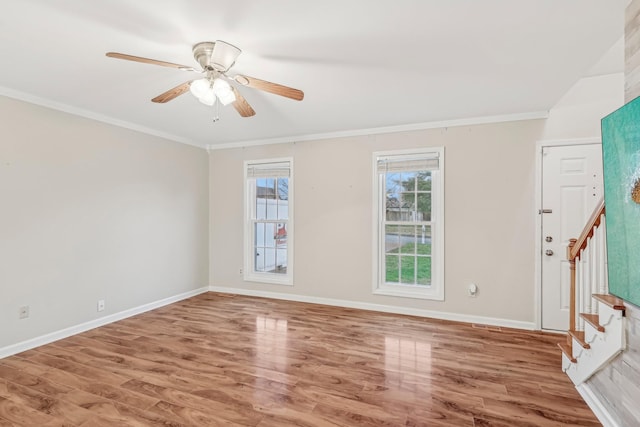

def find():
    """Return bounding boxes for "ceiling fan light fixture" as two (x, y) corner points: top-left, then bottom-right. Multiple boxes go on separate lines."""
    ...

(217, 90), (236, 106)
(191, 78), (216, 105)
(189, 78), (211, 98)
(212, 78), (236, 105)
(198, 90), (216, 106)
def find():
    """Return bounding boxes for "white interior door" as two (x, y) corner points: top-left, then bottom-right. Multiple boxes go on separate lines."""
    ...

(541, 144), (602, 331)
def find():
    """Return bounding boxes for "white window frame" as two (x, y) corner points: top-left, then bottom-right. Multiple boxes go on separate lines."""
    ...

(244, 157), (294, 286)
(372, 147), (444, 300)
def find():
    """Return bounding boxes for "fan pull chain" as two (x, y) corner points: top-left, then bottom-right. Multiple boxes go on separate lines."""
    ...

(212, 97), (220, 123)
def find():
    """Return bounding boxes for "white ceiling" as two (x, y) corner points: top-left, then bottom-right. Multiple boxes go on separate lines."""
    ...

(0, 0), (627, 148)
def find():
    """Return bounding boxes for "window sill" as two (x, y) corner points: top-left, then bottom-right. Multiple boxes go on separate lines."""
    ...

(374, 285), (443, 301)
(243, 273), (293, 286)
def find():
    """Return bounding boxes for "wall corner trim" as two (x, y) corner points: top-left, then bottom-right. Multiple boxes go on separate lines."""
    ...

(208, 286), (536, 330)
(0, 287), (209, 360)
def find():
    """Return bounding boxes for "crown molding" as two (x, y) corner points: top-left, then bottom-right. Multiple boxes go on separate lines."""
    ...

(0, 86), (202, 149)
(0, 87), (548, 152)
(206, 110), (549, 150)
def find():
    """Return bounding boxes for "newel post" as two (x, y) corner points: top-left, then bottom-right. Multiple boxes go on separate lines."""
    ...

(567, 238), (577, 342)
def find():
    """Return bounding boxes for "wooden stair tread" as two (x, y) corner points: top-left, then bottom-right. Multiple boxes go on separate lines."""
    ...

(592, 294), (626, 310)
(580, 313), (605, 332)
(568, 330), (590, 349)
(557, 341), (576, 363)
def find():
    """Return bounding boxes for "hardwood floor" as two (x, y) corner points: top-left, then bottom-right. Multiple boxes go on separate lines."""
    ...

(0, 292), (600, 426)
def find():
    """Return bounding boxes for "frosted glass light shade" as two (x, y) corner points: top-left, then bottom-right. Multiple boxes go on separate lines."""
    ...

(189, 79), (211, 98)
(189, 77), (236, 107)
(212, 78), (236, 105)
(198, 90), (216, 106)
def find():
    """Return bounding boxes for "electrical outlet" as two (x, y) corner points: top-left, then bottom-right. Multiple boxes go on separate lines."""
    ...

(468, 283), (478, 297)
(19, 305), (29, 319)
(97, 299), (105, 312)
(239, 268), (243, 275)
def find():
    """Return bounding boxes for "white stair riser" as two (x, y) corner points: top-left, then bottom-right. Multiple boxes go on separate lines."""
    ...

(562, 352), (575, 373)
(598, 301), (624, 324)
(564, 299), (625, 385)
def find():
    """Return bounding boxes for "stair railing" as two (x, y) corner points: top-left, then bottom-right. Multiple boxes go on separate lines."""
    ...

(566, 199), (607, 339)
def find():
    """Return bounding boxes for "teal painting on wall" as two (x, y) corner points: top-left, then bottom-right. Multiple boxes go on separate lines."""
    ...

(602, 96), (640, 307)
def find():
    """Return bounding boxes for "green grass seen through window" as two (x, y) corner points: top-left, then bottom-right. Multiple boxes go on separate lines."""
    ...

(385, 242), (431, 285)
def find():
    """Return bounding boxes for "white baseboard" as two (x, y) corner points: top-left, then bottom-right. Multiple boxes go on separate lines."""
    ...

(576, 383), (621, 427)
(0, 287), (209, 359)
(1, 285), (537, 360)
(208, 286), (536, 330)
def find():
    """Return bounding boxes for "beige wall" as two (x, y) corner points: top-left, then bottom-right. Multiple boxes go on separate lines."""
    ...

(210, 119), (545, 325)
(0, 96), (209, 349)
(542, 73), (624, 141)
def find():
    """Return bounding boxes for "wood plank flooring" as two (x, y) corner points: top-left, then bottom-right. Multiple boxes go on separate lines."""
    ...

(0, 292), (600, 426)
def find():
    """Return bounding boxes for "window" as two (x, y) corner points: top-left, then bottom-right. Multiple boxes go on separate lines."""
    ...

(373, 148), (444, 300)
(244, 159), (293, 285)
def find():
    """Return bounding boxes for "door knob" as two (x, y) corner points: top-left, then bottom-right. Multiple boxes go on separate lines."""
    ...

(545, 250), (554, 256)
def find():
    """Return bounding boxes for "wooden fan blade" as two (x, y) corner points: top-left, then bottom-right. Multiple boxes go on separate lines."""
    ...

(233, 75), (304, 101)
(151, 81), (192, 103)
(106, 52), (197, 71)
(231, 87), (256, 117)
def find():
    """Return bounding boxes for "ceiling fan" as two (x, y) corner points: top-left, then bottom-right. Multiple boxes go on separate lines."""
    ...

(106, 40), (304, 118)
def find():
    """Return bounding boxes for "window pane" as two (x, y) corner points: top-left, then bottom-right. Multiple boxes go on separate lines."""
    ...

(256, 178), (268, 220)
(417, 225), (431, 255)
(280, 203), (288, 221)
(275, 223), (287, 248)
(265, 223), (276, 247)
(264, 178), (275, 197)
(416, 256), (431, 286)
(400, 256), (415, 284)
(256, 199), (267, 220)
(399, 225), (416, 254)
(400, 192), (416, 220)
(386, 173), (401, 194)
(276, 248), (287, 274)
(256, 178), (267, 191)
(256, 178), (276, 220)
(266, 199), (277, 220)
(277, 200), (285, 221)
(386, 193), (401, 221)
(417, 193), (431, 221)
(385, 255), (399, 283)
(263, 248), (276, 272)
(255, 248), (265, 272)
(277, 178), (289, 221)
(277, 178), (289, 201)
(385, 225), (400, 253)
(417, 172), (432, 191)
(400, 172), (417, 191)
(255, 223), (265, 247)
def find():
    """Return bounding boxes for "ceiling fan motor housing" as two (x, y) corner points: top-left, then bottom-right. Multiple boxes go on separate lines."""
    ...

(192, 41), (241, 73)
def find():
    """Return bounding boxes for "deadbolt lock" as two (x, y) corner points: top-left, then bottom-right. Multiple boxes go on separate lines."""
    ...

(545, 236), (553, 242)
